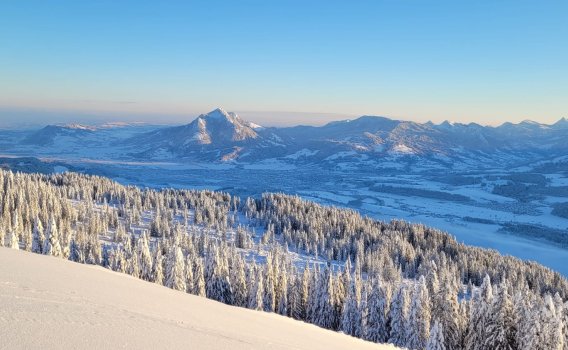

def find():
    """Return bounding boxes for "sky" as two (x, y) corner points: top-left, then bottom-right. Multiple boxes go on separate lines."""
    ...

(0, 0), (567, 127)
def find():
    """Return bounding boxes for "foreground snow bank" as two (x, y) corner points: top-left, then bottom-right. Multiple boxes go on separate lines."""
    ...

(0, 249), (396, 350)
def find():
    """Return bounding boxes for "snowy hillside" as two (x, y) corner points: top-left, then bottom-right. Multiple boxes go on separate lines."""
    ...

(1, 169), (567, 350)
(0, 248), (396, 350)
(21, 124), (96, 146)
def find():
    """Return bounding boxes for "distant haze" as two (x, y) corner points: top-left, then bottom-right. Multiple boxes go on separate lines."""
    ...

(0, 106), (566, 129)
(0, 107), (356, 128)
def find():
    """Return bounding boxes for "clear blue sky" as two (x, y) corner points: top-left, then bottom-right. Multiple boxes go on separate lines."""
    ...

(0, 0), (566, 126)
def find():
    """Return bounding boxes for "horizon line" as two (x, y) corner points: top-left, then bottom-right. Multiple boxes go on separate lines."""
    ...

(1, 105), (566, 130)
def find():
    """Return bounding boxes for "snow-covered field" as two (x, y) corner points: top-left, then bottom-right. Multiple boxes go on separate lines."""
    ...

(2, 148), (568, 276)
(0, 248), (396, 350)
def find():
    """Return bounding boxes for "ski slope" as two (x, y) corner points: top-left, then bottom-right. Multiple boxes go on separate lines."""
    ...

(0, 248), (397, 350)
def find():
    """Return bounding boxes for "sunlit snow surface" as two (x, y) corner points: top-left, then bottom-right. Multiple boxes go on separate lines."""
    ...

(1, 122), (568, 276)
(0, 249), (398, 350)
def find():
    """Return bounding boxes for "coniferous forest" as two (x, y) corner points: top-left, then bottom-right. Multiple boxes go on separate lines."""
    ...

(1, 169), (567, 350)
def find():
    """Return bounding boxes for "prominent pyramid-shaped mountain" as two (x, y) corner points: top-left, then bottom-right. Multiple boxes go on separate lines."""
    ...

(129, 108), (263, 160)
(189, 108), (261, 145)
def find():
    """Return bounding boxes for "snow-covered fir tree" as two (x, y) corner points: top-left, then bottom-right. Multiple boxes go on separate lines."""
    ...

(31, 217), (44, 254)
(342, 278), (363, 337)
(43, 217), (62, 257)
(165, 245), (186, 291)
(426, 320), (446, 350)
(365, 278), (390, 343)
(406, 276), (431, 350)
(485, 284), (516, 350)
(389, 284), (410, 347)
(466, 274), (493, 350)
(248, 265), (264, 311)
(7, 227), (19, 249)
(193, 257), (206, 297)
(137, 233), (153, 281)
(152, 246), (164, 285)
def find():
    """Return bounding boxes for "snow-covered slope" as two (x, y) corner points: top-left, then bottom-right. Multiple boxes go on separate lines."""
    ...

(21, 124), (97, 146)
(0, 248), (396, 350)
(9, 108), (568, 168)
(121, 108), (568, 166)
(129, 108), (262, 160)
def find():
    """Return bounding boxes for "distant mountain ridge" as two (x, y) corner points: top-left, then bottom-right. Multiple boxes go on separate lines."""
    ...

(16, 108), (568, 169)
(22, 124), (97, 146)
(122, 108), (568, 167)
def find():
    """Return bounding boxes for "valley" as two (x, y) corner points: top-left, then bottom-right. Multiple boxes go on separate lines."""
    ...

(1, 109), (567, 275)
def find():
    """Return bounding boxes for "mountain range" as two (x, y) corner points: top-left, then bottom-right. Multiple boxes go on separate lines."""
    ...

(16, 108), (568, 169)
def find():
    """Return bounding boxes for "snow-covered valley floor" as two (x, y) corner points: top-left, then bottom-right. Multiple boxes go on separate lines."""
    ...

(0, 248), (397, 350)
(2, 148), (568, 276)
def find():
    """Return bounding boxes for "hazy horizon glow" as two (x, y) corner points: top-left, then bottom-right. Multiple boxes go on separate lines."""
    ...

(1, 0), (566, 126)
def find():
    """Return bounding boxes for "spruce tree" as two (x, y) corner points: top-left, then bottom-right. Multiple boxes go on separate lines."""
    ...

(137, 233), (153, 281)
(342, 278), (362, 337)
(31, 217), (44, 254)
(389, 285), (410, 347)
(407, 276), (431, 350)
(231, 256), (248, 307)
(10, 210), (22, 250)
(541, 295), (564, 350)
(152, 247), (164, 285)
(193, 257), (206, 297)
(434, 283), (460, 350)
(248, 267), (264, 311)
(466, 274), (493, 350)
(485, 284), (516, 350)
(365, 278), (390, 343)
(263, 259), (276, 312)
(315, 266), (336, 330)
(205, 245), (232, 304)
(7, 229), (19, 249)
(300, 267), (311, 321)
(288, 272), (302, 320)
(185, 254), (194, 293)
(43, 217), (62, 257)
(426, 320), (446, 350)
(277, 265), (288, 316)
(166, 245), (186, 291)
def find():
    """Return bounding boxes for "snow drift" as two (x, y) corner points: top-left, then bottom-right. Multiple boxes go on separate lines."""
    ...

(0, 248), (397, 350)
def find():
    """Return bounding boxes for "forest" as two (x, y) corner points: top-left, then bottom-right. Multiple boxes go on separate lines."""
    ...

(0, 169), (566, 350)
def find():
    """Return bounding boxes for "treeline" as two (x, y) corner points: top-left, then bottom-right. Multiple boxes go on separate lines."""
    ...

(0, 169), (567, 350)
(553, 202), (568, 219)
(246, 193), (568, 297)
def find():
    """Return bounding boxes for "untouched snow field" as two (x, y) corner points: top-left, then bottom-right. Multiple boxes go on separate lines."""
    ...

(0, 249), (396, 350)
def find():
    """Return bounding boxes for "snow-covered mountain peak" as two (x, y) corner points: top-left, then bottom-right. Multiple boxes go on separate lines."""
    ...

(553, 117), (568, 129)
(193, 109), (259, 141)
(201, 107), (233, 121)
(62, 123), (98, 131)
(197, 108), (263, 130)
(520, 119), (548, 129)
(127, 108), (261, 159)
(248, 122), (263, 130)
(439, 120), (455, 128)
